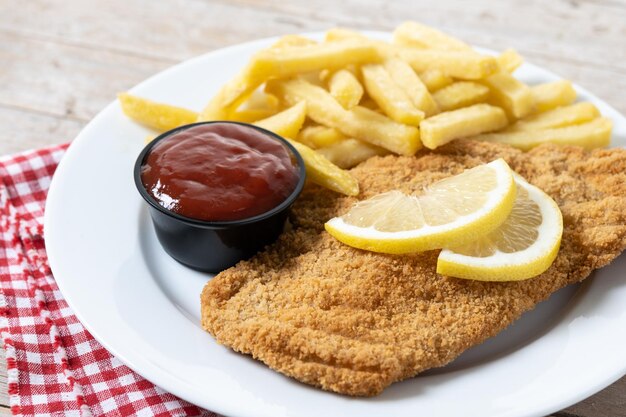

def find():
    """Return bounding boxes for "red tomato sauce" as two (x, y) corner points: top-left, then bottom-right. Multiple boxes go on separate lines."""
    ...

(141, 123), (300, 222)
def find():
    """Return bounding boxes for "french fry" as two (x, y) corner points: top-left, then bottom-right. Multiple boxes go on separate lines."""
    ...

(320, 64), (358, 82)
(254, 101), (307, 139)
(325, 27), (401, 63)
(530, 80), (577, 113)
(125, 22), (612, 201)
(397, 48), (498, 79)
(384, 58), (439, 116)
(118, 93), (197, 132)
(197, 63), (261, 121)
(286, 139), (359, 196)
(240, 90), (279, 111)
(297, 71), (326, 87)
(481, 73), (533, 120)
(358, 95), (380, 110)
(328, 25), (494, 85)
(266, 77), (346, 120)
(325, 27), (366, 42)
(496, 49), (523, 73)
(317, 138), (389, 169)
(420, 104), (508, 149)
(266, 78), (421, 155)
(348, 106), (422, 155)
(506, 102), (600, 132)
(328, 69), (364, 109)
(252, 38), (380, 80)
(393, 21), (472, 51)
(229, 108), (277, 123)
(433, 81), (490, 111)
(419, 69), (454, 92)
(394, 23), (523, 75)
(297, 125), (346, 148)
(199, 39), (380, 121)
(361, 63), (425, 125)
(474, 117), (612, 151)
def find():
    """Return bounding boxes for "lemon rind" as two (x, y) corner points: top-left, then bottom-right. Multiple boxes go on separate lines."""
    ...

(436, 175), (563, 281)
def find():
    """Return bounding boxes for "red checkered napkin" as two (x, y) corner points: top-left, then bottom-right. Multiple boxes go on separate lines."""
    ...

(0, 144), (218, 417)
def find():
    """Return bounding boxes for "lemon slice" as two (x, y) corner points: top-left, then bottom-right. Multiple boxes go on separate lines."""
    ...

(437, 174), (563, 281)
(325, 159), (516, 254)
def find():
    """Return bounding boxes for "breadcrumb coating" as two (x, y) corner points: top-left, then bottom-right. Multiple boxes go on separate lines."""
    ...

(201, 140), (626, 396)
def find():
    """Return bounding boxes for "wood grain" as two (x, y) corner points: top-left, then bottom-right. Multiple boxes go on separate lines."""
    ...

(0, 105), (83, 155)
(0, 0), (624, 416)
(555, 376), (626, 417)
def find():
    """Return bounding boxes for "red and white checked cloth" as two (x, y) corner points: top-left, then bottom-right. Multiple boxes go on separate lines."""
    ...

(0, 144), (218, 417)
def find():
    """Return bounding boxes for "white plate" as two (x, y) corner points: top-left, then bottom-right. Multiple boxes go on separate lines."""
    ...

(45, 32), (626, 417)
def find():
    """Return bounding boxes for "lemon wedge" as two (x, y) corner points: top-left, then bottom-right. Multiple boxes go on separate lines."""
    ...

(437, 174), (562, 281)
(325, 159), (516, 254)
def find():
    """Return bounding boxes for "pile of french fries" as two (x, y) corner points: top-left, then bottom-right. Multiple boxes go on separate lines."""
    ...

(119, 22), (613, 196)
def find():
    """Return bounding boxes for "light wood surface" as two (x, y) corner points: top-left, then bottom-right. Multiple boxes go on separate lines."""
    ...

(1, 0), (625, 415)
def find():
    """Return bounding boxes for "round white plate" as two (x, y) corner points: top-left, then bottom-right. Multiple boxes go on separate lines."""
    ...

(45, 32), (626, 417)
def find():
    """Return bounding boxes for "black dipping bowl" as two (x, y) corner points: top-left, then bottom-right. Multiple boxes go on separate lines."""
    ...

(134, 121), (306, 273)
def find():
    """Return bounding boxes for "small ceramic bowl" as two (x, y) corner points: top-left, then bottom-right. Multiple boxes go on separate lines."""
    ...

(134, 121), (306, 272)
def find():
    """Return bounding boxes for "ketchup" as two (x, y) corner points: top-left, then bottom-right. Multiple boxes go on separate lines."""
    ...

(141, 123), (300, 222)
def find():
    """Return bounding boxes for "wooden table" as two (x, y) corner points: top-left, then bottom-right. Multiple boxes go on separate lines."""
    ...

(1, 0), (625, 415)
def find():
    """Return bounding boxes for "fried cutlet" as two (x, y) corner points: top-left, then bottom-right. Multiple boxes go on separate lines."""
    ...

(200, 140), (626, 396)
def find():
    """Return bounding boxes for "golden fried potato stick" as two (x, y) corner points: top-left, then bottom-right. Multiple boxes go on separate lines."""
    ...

(287, 139), (359, 196)
(197, 64), (262, 121)
(297, 125), (346, 148)
(327, 69), (364, 109)
(481, 73), (533, 120)
(474, 117), (612, 151)
(530, 80), (577, 113)
(507, 102), (600, 132)
(420, 104), (508, 149)
(324, 27), (366, 42)
(317, 138), (389, 169)
(198, 39), (381, 121)
(325, 28), (399, 62)
(118, 92), (274, 132)
(393, 22), (522, 75)
(384, 58), (439, 116)
(397, 48), (498, 79)
(393, 21), (472, 51)
(419, 69), (454, 92)
(325, 27), (495, 81)
(229, 109), (277, 123)
(357, 96), (380, 110)
(267, 78), (421, 155)
(348, 106), (422, 155)
(361, 63), (425, 125)
(240, 90), (280, 111)
(433, 81), (490, 112)
(254, 101), (307, 139)
(253, 38), (380, 80)
(496, 49), (523, 73)
(118, 93), (197, 132)
(319, 65), (359, 84)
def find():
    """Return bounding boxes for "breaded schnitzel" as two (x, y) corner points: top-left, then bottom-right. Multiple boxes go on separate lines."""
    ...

(201, 140), (626, 396)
